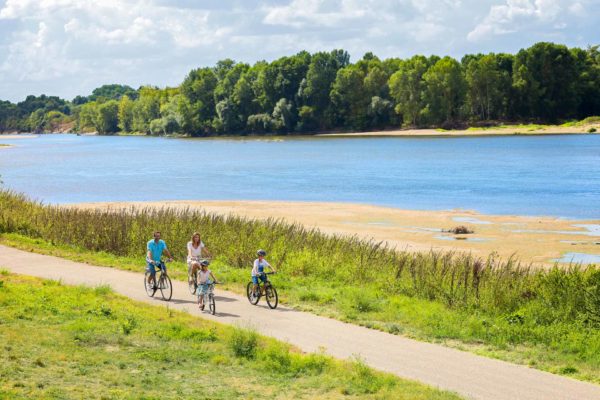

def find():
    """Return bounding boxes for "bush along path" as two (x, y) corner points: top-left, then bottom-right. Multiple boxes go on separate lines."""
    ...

(1, 245), (600, 400)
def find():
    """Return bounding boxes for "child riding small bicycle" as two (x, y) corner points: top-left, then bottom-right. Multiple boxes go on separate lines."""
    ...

(252, 249), (277, 295)
(197, 259), (219, 310)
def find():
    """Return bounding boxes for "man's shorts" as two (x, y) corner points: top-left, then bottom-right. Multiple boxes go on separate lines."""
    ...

(146, 261), (166, 275)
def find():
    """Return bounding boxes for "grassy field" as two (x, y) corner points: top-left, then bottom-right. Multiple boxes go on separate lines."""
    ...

(0, 190), (599, 383)
(0, 271), (461, 399)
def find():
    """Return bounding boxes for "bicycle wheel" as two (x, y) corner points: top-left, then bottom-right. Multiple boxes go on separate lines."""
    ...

(246, 282), (259, 305)
(159, 274), (173, 301)
(265, 285), (278, 309)
(208, 293), (216, 315)
(144, 271), (156, 297)
(188, 275), (197, 295)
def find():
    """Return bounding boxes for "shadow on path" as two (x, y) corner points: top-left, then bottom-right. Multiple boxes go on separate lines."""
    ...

(214, 295), (238, 303)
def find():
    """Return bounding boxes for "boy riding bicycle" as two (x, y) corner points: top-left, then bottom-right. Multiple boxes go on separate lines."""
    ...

(252, 249), (277, 295)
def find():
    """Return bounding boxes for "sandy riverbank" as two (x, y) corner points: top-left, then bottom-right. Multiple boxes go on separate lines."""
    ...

(319, 123), (599, 137)
(73, 200), (600, 266)
(0, 134), (38, 139)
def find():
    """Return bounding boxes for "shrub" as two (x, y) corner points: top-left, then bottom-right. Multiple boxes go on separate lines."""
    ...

(343, 357), (392, 395)
(120, 315), (137, 335)
(228, 327), (258, 359)
(446, 225), (474, 234)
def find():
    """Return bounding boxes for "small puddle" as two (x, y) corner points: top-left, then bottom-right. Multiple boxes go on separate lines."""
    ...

(553, 252), (600, 264)
(512, 228), (600, 237)
(452, 216), (492, 225)
(366, 221), (395, 227)
(572, 224), (600, 236)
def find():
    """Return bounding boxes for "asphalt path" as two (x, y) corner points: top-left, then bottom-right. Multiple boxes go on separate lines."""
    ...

(1, 244), (599, 400)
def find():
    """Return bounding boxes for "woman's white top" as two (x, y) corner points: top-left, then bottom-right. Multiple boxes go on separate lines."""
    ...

(187, 241), (205, 260)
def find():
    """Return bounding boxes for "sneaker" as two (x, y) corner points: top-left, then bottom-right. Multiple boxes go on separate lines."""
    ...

(201, 304), (205, 311)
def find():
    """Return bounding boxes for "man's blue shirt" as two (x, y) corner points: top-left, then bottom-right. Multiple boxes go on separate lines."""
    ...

(147, 239), (167, 262)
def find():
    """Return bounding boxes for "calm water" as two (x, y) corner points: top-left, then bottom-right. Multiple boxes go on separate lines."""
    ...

(1, 134), (599, 219)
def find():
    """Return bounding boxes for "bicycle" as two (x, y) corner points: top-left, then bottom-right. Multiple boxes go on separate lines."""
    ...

(197, 281), (218, 315)
(144, 259), (173, 301)
(187, 257), (212, 295)
(246, 272), (278, 309)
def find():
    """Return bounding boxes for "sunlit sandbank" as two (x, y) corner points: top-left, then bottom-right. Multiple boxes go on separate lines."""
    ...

(73, 200), (600, 266)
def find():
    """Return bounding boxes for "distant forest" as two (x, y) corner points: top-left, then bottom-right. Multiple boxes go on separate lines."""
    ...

(1, 42), (599, 135)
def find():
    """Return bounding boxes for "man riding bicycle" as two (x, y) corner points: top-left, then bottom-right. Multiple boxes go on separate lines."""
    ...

(146, 231), (173, 284)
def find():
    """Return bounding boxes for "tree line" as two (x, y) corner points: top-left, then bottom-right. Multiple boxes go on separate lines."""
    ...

(1, 42), (599, 135)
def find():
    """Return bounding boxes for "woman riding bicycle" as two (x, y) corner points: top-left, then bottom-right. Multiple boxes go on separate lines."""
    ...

(187, 232), (211, 285)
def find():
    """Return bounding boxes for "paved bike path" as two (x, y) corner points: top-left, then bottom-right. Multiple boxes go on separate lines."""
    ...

(1, 244), (599, 400)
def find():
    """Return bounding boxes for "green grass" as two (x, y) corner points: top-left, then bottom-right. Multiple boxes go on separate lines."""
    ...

(2, 235), (599, 384)
(0, 190), (599, 383)
(561, 116), (600, 127)
(0, 272), (461, 399)
(465, 123), (548, 131)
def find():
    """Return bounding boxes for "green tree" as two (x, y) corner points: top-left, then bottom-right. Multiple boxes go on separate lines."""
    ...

(464, 54), (506, 121)
(298, 50), (349, 130)
(131, 89), (160, 133)
(513, 42), (578, 121)
(571, 46), (600, 118)
(422, 57), (467, 125)
(214, 62), (249, 103)
(44, 111), (69, 132)
(95, 100), (119, 134)
(160, 95), (185, 134)
(181, 67), (218, 135)
(0, 101), (19, 132)
(27, 109), (46, 132)
(330, 66), (368, 129)
(272, 98), (295, 131)
(117, 95), (134, 132)
(215, 98), (241, 133)
(389, 56), (429, 126)
(87, 84), (138, 102)
(246, 113), (274, 133)
(232, 65), (266, 130)
(78, 102), (98, 131)
(368, 96), (393, 129)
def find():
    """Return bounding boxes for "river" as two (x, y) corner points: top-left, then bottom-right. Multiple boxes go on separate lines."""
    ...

(1, 133), (599, 219)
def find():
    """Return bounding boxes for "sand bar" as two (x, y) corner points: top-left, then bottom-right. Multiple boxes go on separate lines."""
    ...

(319, 125), (599, 137)
(0, 134), (38, 139)
(73, 200), (600, 266)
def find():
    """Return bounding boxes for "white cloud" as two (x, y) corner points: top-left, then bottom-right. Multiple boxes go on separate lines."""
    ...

(263, 0), (370, 28)
(467, 0), (576, 42)
(0, 0), (597, 102)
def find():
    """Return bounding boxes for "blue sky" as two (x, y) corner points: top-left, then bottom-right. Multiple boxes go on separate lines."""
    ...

(1, 0), (598, 102)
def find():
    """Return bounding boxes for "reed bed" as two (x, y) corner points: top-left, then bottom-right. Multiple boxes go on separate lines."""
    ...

(1, 189), (598, 326)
